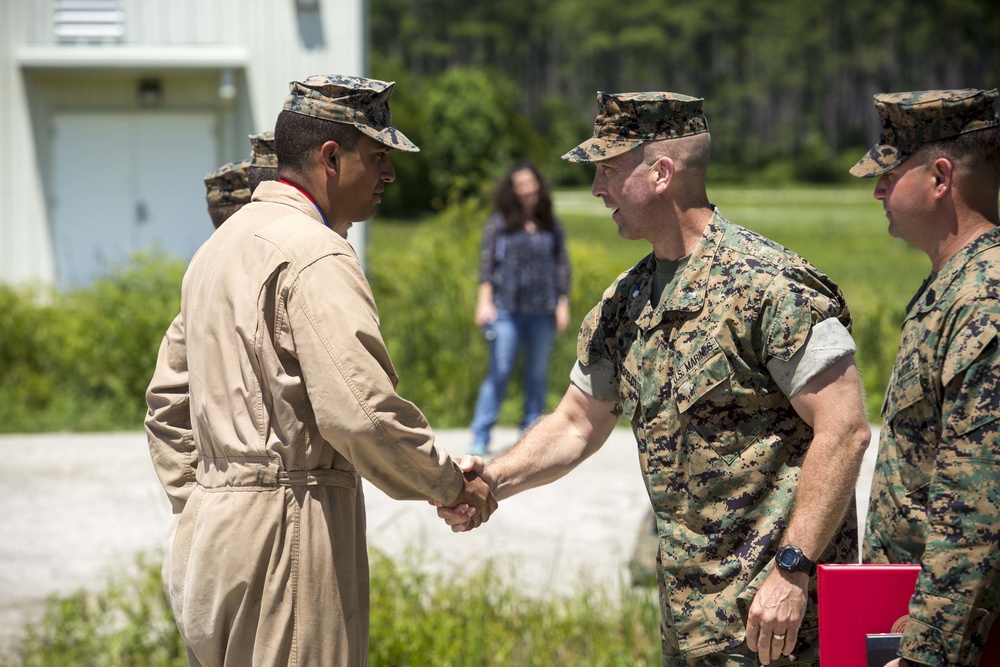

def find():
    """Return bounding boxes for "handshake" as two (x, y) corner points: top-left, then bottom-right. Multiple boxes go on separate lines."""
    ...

(434, 455), (498, 532)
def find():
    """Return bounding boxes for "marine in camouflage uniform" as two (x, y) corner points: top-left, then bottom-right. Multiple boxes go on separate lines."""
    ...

(853, 89), (1000, 667)
(442, 92), (872, 667)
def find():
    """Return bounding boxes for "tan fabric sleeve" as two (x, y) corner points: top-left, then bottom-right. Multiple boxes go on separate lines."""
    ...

(283, 252), (464, 505)
(766, 317), (857, 398)
(570, 358), (619, 403)
(144, 312), (197, 514)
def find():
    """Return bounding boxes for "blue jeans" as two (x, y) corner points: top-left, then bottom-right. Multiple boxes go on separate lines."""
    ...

(470, 310), (556, 450)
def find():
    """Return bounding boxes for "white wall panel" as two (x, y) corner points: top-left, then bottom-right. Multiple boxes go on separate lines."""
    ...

(0, 0), (365, 286)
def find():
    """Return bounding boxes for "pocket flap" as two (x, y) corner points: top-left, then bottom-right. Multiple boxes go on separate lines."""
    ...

(675, 347), (732, 414)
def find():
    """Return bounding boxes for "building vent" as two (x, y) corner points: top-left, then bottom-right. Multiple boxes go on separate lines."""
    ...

(54, 0), (125, 42)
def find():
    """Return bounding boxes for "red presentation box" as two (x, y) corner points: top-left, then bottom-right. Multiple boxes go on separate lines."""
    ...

(818, 564), (999, 666)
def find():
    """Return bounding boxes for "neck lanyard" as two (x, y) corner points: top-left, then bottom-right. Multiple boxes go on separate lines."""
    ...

(278, 179), (330, 228)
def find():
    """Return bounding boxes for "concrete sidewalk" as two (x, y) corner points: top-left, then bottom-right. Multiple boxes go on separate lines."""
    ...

(0, 427), (877, 652)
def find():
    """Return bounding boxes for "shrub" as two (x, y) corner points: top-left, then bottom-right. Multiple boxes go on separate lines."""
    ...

(0, 254), (184, 432)
(3, 551), (662, 666)
(370, 200), (488, 425)
(1, 554), (185, 667)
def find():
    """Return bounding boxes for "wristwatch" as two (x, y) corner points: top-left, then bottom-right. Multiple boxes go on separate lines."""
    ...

(775, 545), (816, 576)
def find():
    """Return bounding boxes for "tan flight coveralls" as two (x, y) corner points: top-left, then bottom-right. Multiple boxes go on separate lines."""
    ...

(146, 181), (465, 666)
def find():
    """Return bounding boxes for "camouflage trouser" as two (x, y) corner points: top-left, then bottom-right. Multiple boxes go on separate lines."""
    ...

(663, 642), (819, 667)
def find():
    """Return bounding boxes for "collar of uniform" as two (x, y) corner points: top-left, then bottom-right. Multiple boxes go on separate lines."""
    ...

(909, 225), (1000, 316)
(632, 207), (724, 330)
(250, 180), (329, 228)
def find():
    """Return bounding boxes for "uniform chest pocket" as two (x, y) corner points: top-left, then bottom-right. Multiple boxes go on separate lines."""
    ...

(674, 345), (771, 464)
(883, 371), (938, 495)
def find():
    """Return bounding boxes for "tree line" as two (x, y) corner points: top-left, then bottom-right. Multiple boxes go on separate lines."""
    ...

(369, 0), (1000, 213)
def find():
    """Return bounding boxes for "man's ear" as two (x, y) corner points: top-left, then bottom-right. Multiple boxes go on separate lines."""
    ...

(320, 140), (340, 175)
(652, 156), (675, 194)
(930, 157), (954, 199)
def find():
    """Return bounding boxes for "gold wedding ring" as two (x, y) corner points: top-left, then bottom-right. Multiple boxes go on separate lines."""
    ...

(772, 633), (786, 641)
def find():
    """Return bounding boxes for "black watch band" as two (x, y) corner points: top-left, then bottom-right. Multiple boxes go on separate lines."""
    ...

(775, 545), (817, 576)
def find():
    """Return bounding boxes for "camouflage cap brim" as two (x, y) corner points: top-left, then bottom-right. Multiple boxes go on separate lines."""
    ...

(561, 136), (646, 163)
(357, 124), (420, 153)
(849, 143), (908, 178)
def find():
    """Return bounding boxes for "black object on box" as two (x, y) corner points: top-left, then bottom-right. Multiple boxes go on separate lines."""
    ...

(866, 633), (902, 667)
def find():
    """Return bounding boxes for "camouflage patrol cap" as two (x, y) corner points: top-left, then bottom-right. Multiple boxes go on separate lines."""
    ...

(249, 130), (277, 169)
(204, 159), (251, 207)
(851, 88), (1000, 177)
(283, 74), (419, 152)
(562, 91), (709, 163)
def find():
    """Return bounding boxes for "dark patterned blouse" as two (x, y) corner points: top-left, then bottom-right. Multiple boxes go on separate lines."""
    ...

(478, 212), (571, 315)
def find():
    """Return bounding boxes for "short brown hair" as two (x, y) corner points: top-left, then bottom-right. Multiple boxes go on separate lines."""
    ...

(922, 126), (1000, 180)
(274, 110), (361, 176)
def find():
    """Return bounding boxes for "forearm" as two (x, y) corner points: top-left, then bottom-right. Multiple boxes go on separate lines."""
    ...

(783, 422), (869, 559)
(487, 384), (617, 501)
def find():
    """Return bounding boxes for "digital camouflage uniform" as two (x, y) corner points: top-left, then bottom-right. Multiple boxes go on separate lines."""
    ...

(564, 91), (860, 666)
(854, 89), (1000, 667)
(577, 211), (858, 664)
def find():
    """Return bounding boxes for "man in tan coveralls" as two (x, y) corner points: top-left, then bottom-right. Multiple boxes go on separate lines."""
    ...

(146, 75), (496, 666)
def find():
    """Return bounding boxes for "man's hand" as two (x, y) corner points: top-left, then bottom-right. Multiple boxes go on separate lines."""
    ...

(745, 569), (808, 665)
(438, 456), (496, 532)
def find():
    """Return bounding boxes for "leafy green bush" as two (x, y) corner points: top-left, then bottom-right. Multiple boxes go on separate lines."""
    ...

(368, 57), (436, 219)
(3, 551), (661, 666)
(0, 253), (184, 432)
(369, 200), (488, 426)
(1, 554), (185, 667)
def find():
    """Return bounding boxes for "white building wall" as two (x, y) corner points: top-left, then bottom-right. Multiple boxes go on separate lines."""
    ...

(1, 1), (56, 286)
(0, 0), (366, 287)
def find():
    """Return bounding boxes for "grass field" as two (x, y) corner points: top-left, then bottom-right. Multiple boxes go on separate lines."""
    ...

(370, 183), (930, 419)
(551, 180), (930, 310)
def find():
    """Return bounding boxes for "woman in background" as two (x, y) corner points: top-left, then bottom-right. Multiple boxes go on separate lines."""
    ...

(470, 162), (571, 456)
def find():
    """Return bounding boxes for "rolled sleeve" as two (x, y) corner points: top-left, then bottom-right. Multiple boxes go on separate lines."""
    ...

(766, 317), (857, 398)
(761, 266), (851, 364)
